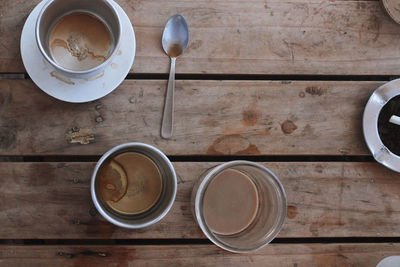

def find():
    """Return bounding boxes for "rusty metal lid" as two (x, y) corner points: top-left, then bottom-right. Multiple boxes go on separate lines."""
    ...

(363, 79), (400, 173)
(382, 0), (400, 25)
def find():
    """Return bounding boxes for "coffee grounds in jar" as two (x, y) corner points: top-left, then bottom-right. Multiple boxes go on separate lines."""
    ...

(378, 95), (400, 155)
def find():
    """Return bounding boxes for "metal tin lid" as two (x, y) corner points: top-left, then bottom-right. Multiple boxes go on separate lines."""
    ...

(363, 79), (400, 173)
(382, 0), (400, 25)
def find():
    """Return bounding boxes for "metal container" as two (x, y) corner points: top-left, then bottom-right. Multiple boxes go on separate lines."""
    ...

(363, 79), (400, 173)
(381, 0), (400, 25)
(36, 0), (121, 78)
(191, 161), (287, 253)
(91, 143), (177, 229)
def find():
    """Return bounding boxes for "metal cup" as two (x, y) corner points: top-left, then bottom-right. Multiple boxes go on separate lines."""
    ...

(363, 79), (400, 173)
(91, 143), (177, 229)
(35, 0), (121, 78)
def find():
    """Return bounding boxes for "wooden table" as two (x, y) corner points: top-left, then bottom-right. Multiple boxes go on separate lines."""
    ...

(1, 0), (400, 266)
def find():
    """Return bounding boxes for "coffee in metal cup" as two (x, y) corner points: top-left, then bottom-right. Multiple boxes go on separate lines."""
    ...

(36, 0), (122, 78)
(91, 143), (177, 229)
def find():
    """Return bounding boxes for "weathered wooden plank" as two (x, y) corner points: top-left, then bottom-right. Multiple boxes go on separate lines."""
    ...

(0, 243), (399, 267)
(0, 80), (379, 156)
(3, 1), (400, 75)
(1, 162), (400, 239)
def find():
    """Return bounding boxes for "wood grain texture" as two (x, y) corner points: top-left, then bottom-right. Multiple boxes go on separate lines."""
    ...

(0, 243), (399, 267)
(3, 0), (400, 75)
(0, 79), (379, 156)
(1, 162), (400, 239)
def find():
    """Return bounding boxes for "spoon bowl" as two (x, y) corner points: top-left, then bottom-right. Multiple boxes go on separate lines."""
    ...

(162, 15), (189, 58)
(161, 14), (189, 139)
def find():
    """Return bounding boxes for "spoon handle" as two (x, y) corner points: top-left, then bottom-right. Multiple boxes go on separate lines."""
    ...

(161, 57), (176, 139)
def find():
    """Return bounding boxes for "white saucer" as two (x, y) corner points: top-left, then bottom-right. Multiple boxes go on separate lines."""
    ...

(20, 0), (135, 103)
(377, 256), (400, 267)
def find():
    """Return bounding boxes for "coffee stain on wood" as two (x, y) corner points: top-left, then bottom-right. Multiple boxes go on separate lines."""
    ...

(287, 205), (298, 219)
(207, 134), (260, 155)
(199, 119), (219, 127)
(66, 128), (95, 145)
(309, 216), (346, 237)
(302, 124), (316, 137)
(281, 120), (297, 134)
(385, 204), (393, 216)
(364, 210), (378, 216)
(242, 109), (260, 126)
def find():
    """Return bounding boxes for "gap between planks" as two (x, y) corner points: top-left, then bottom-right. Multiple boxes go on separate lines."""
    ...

(0, 155), (376, 163)
(2, 237), (400, 246)
(0, 73), (398, 81)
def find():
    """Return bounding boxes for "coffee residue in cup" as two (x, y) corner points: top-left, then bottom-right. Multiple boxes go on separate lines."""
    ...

(98, 160), (128, 203)
(378, 95), (400, 155)
(98, 152), (163, 215)
(49, 12), (112, 71)
(203, 169), (259, 235)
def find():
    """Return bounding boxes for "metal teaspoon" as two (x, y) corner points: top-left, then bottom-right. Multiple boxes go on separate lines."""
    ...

(161, 14), (189, 139)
